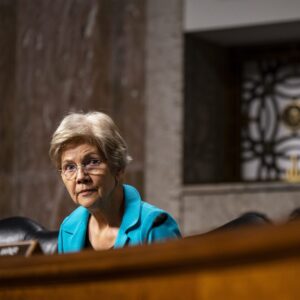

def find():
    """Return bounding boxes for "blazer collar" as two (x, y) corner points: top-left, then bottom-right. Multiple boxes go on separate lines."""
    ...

(62, 185), (142, 249)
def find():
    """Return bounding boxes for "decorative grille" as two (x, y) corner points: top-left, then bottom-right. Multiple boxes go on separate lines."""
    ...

(241, 58), (300, 181)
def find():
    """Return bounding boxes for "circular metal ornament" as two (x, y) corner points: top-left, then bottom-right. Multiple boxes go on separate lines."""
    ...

(282, 102), (300, 130)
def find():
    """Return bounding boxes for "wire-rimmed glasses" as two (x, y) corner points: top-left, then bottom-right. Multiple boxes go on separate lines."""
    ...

(60, 158), (104, 180)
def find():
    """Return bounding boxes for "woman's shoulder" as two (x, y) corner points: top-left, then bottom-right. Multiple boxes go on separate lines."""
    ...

(123, 184), (178, 229)
(138, 201), (181, 242)
(140, 201), (166, 220)
(141, 201), (179, 226)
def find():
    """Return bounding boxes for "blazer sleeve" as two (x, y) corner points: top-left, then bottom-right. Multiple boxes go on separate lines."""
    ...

(143, 212), (182, 243)
(57, 227), (64, 253)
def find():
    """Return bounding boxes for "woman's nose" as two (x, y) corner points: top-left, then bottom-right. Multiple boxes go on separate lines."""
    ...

(76, 166), (90, 184)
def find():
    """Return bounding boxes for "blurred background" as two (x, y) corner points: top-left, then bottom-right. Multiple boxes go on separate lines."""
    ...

(1, 0), (300, 236)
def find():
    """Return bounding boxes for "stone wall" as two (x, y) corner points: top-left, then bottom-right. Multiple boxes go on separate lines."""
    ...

(0, 0), (16, 219)
(0, 0), (146, 229)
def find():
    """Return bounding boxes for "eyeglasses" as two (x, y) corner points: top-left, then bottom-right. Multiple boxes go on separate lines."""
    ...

(60, 158), (104, 181)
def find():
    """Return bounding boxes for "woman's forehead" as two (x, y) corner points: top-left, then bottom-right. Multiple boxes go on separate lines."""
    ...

(61, 142), (100, 161)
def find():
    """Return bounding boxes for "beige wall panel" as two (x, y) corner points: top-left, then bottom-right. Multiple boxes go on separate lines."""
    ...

(183, 183), (300, 236)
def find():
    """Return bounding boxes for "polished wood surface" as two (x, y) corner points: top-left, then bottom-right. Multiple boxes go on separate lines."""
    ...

(1, 221), (300, 299)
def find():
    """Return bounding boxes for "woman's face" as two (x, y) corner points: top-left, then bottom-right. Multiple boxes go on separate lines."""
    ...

(60, 142), (117, 209)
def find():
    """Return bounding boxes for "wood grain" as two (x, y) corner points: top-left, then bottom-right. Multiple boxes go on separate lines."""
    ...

(1, 221), (300, 299)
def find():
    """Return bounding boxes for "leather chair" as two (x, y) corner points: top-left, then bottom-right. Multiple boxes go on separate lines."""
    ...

(209, 211), (271, 233)
(289, 208), (300, 221)
(0, 217), (58, 254)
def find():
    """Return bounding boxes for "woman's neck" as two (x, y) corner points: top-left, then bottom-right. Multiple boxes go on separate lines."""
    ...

(87, 185), (124, 250)
(89, 184), (124, 229)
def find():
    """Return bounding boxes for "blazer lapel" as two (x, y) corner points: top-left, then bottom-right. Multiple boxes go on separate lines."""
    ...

(114, 185), (142, 248)
(62, 207), (90, 252)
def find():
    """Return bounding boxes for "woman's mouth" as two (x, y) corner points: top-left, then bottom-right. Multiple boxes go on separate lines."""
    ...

(78, 189), (97, 196)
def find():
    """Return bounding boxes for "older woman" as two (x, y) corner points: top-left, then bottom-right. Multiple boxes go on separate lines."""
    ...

(49, 111), (181, 253)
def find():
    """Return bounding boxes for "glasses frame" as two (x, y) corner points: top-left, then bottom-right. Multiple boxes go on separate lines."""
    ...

(59, 159), (105, 181)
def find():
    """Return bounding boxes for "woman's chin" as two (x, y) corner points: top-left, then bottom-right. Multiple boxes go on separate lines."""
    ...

(77, 196), (96, 207)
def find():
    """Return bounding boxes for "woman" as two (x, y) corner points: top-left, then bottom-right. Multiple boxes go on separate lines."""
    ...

(49, 111), (181, 253)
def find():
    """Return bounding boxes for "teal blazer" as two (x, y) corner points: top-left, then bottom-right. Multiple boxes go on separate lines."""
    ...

(58, 184), (181, 253)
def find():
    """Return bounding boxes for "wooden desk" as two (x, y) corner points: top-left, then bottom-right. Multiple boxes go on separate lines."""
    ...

(1, 221), (300, 299)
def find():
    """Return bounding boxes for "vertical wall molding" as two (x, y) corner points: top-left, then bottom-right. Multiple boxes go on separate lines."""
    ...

(145, 0), (183, 223)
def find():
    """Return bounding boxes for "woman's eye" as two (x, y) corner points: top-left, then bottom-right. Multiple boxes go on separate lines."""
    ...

(87, 159), (101, 166)
(64, 164), (76, 172)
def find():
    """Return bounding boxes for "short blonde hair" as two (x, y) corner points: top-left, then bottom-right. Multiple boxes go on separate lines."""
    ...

(49, 111), (132, 173)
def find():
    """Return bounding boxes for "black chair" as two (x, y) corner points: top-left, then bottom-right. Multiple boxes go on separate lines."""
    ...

(289, 208), (300, 222)
(0, 217), (58, 254)
(209, 211), (272, 234)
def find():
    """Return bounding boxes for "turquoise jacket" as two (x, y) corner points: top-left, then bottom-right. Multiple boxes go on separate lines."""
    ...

(58, 184), (181, 253)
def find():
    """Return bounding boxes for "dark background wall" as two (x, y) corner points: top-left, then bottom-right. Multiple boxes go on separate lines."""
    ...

(184, 35), (240, 184)
(0, 0), (146, 229)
